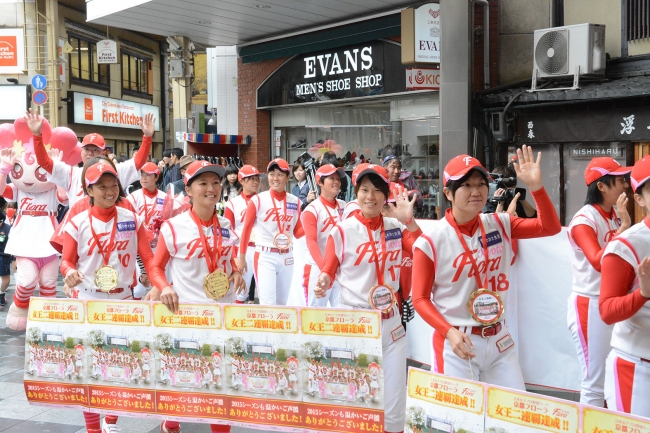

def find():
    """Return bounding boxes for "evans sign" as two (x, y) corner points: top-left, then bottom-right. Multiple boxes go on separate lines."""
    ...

(257, 40), (407, 108)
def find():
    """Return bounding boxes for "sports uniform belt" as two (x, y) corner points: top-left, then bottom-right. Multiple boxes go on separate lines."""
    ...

(455, 322), (502, 338)
(260, 246), (292, 254)
(83, 287), (126, 295)
(248, 242), (256, 247)
(18, 210), (57, 217)
(381, 305), (397, 320)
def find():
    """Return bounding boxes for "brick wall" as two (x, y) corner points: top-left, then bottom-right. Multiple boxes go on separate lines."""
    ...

(473, 0), (500, 91)
(238, 57), (288, 170)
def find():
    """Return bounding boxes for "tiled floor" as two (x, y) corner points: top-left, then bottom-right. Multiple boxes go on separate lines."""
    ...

(0, 278), (262, 433)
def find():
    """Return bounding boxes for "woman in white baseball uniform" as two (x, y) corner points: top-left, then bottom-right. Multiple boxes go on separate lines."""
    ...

(224, 164), (260, 304)
(148, 160), (245, 433)
(567, 157), (632, 407)
(61, 162), (155, 433)
(237, 158), (304, 305)
(411, 146), (561, 389)
(315, 164), (422, 433)
(600, 156), (650, 417)
(301, 164), (346, 306)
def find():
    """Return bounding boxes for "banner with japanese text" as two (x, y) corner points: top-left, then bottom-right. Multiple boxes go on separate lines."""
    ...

(582, 407), (650, 433)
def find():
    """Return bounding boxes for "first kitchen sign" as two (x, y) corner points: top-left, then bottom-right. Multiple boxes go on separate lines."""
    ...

(0, 28), (26, 74)
(69, 92), (160, 131)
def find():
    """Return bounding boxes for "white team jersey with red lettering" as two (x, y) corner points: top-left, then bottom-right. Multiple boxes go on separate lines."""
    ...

(603, 220), (650, 360)
(3, 184), (61, 257)
(342, 200), (360, 220)
(329, 215), (405, 309)
(250, 191), (301, 248)
(226, 194), (254, 238)
(126, 189), (166, 226)
(160, 212), (239, 303)
(413, 212), (513, 327)
(50, 159), (139, 207)
(66, 207), (142, 291)
(302, 197), (345, 267)
(568, 204), (621, 298)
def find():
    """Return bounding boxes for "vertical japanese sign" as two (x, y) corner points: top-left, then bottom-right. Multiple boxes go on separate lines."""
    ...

(405, 368), (485, 433)
(85, 301), (155, 416)
(224, 305), (302, 431)
(486, 386), (580, 433)
(301, 308), (383, 433)
(582, 407), (650, 433)
(24, 298), (88, 408)
(153, 303), (229, 424)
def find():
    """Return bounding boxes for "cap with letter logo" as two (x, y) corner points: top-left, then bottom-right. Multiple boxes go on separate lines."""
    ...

(443, 154), (489, 184)
(351, 163), (389, 186)
(631, 156), (650, 192)
(584, 157), (633, 186)
(85, 163), (118, 186)
(184, 161), (226, 185)
(81, 133), (106, 150)
(238, 165), (260, 181)
(267, 158), (290, 174)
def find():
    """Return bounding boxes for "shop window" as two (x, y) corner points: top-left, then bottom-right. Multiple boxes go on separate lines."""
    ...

(68, 34), (109, 88)
(122, 51), (153, 98)
(625, 0), (650, 42)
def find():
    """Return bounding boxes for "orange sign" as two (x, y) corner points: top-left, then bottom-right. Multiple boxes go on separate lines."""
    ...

(0, 36), (18, 67)
(0, 29), (25, 73)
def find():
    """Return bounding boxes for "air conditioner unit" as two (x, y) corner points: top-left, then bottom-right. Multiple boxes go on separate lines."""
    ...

(533, 23), (605, 78)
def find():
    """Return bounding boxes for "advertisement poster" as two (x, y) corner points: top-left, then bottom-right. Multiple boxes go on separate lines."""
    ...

(224, 305), (302, 431)
(153, 303), (229, 424)
(24, 298), (88, 409)
(486, 386), (580, 433)
(583, 407), (650, 433)
(71, 92), (160, 131)
(85, 301), (155, 416)
(405, 368), (485, 433)
(301, 308), (383, 433)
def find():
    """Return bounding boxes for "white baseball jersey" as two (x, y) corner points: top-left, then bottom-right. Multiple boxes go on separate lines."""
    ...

(413, 212), (514, 327)
(160, 212), (239, 303)
(342, 199), (360, 220)
(66, 207), (142, 291)
(49, 159), (139, 207)
(302, 196), (345, 267)
(602, 220), (650, 360)
(225, 193), (254, 239)
(329, 215), (405, 309)
(568, 204), (621, 298)
(3, 184), (62, 257)
(250, 191), (301, 248)
(126, 188), (166, 226)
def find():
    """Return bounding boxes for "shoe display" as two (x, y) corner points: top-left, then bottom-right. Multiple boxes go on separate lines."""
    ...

(0, 292), (5, 307)
(291, 138), (307, 149)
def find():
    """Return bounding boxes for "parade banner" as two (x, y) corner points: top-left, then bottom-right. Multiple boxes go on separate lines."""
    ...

(582, 407), (650, 433)
(405, 368), (486, 433)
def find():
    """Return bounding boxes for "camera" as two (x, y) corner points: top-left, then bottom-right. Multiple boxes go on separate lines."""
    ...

(484, 173), (526, 213)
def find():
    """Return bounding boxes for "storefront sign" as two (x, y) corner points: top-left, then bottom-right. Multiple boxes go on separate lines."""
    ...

(414, 4), (441, 63)
(257, 40), (407, 108)
(0, 28), (25, 73)
(97, 39), (117, 64)
(569, 145), (624, 158)
(69, 92), (160, 131)
(406, 68), (440, 90)
(518, 107), (650, 143)
(0, 85), (29, 120)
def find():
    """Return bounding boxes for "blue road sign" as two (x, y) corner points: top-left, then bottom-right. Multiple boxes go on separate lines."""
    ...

(31, 74), (47, 90)
(32, 90), (48, 106)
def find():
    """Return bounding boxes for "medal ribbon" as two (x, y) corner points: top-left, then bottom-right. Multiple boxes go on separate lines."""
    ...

(88, 208), (118, 267)
(321, 197), (341, 224)
(189, 208), (222, 273)
(270, 193), (288, 235)
(362, 217), (388, 286)
(449, 215), (490, 289)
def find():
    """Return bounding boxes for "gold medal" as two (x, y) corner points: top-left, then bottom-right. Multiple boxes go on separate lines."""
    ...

(94, 265), (119, 293)
(368, 284), (396, 313)
(467, 289), (504, 325)
(273, 232), (291, 250)
(203, 269), (230, 300)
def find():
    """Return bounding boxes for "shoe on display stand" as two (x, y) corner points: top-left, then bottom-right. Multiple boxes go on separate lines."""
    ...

(291, 138), (307, 149)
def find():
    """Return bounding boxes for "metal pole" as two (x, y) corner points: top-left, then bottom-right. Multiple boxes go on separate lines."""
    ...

(45, 0), (60, 126)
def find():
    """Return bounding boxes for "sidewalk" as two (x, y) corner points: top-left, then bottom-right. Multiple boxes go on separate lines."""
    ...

(0, 275), (261, 433)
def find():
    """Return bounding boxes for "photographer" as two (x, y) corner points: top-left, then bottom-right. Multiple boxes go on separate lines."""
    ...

(485, 165), (537, 218)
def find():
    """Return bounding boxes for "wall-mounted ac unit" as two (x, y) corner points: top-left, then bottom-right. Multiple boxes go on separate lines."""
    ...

(533, 23), (605, 78)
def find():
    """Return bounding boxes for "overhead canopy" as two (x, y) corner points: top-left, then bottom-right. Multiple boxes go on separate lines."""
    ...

(183, 133), (251, 145)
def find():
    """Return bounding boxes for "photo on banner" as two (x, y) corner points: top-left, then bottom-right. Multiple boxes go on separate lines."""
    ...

(405, 368), (485, 433)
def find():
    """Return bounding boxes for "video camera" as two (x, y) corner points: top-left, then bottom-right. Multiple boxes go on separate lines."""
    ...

(484, 173), (526, 213)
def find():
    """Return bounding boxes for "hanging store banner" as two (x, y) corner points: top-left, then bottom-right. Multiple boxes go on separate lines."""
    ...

(406, 68), (440, 90)
(0, 28), (25, 74)
(97, 39), (118, 64)
(257, 40), (407, 109)
(69, 91), (160, 131)
(401, 4), (441, 65)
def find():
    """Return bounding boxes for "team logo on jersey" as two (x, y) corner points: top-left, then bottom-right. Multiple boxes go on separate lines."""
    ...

(263, 208), (293, 223)
(156, 198), (164, 205)
(117, 221), (136, 232)
(478, 230), (502, 248)
(19, 197), (47, 212)
(385, 228), (402, 241)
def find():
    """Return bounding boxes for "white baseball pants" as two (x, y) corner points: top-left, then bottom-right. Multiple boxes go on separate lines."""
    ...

(302, 263), (340, 307)
(604, 349), (650, 417)
(253, 248), (293, 305)
(236, 247), (256, 303)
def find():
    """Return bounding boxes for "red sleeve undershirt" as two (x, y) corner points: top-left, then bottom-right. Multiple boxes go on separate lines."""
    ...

(571, 224), (605, 271)
(599, 254), (648, 324)
(133, 136), (152, 170)
(33, 135), (54, 174)
(150, 236), (172, 290)
(238, 199), (257, 255)
(136, 224), (155, 276)
(293, 204), (305, 239)
(224, 207), (236, 229)
(303, 211), (324, 269)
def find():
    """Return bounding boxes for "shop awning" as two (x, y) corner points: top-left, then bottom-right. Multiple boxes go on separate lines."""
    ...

(183, 133), (251, 145)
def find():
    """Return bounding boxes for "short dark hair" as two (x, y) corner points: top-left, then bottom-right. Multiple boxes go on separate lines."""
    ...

(321, 152), (339, 167)
(171, 148), (184, 159)
(162, 149), (172, 158)
(444, 169), (488, 206)
(585, 174), (616, 205)
(637, 179), (650, 195)
(353, 173), (390, 199)
(292, 161), (305, 175)
(132, 145), (140, 152)
(223, 164), (242, 191)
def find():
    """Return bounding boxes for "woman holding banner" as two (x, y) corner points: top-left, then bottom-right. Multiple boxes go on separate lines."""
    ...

(148, 160), (245, 433)
(411, 146), (561, 389)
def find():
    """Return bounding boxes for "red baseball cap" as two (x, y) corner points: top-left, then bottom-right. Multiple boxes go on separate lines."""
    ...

(85, 163), (118, 186)
(238, 165), (260, 181)
(81, 133), (106, 150)
(388, 182), (418, 202)
(267, 158), (290, 173)
(584, 157), (633, 185)
(630, 156), (650, 192)
(184, 161), (226, 185)
(141, 162), (159, 175)
(351, 163), (389, 186)
(443, 155), (490, 184)
(316, 164), (345, 183)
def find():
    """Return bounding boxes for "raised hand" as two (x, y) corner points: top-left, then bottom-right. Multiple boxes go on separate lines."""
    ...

(47, 147), (63, 162)
(140, 112), (155, 137)
(638, 257), (650, 299)
(616, 192), (631, 233)
(0, 149), (16, 167)
(384, 184), (415, 224)
(24, 108), (44, 136)
(512, 144), (543, 192)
